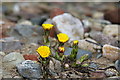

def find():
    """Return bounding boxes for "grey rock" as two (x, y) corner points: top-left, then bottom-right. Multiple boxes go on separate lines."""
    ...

(10, 25), (44, 44)
(115, 60), (120, 73)
(49, 58), (61, 73)
(3, 52), (25, 69)
(0, 37), (22, 52)
(14, 25), (35, 37)
(90, 31), (118, 47)
(76, 49), (92, 59)
(64, 47), (73, 56)
(30, 15), (48, 25)
(105, 68), (119, 77)
(16, 60), (42, 79)
(89, 62), (99, 70)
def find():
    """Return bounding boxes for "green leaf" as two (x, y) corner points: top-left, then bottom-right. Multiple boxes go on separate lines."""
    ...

(78, 54), (88, 63)
(81, 63), (89, 67)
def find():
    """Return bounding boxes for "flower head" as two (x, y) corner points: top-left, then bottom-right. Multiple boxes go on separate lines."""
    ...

(58, 46), (65, 53)
(42, 24), (54, 30)
(57, 33), (69, 43)
(36, 46), (50, 58)
(73, 40), (79, 45)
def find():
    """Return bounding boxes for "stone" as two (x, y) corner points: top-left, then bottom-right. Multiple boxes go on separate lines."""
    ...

(76, 49), (92, 59)
(105, 68), (119, 77)
(16, 60), (42, 79)
(93, 12), (104, 19)
(0, 37), (22, 52)
(23, 54), (39, 61)
(3, 52), (25, 69)
(0, 52), (5, 56)
(102, 44), (120, 61)
(49, 58), (61, 73)
(90, 31), (118, 47)
(14, 25), (35, 37)
(90, 72), (106, 78)
(64, 47), (72, 56)
(115, 60), (120, 73)
(104, 8), (120, 24)
(89, 62), (99, 70)
(10, 25), (44, 44)
(103, 25), (119, 40)
(18, 20), (32, 25)
(78, 39), (100, 53)
(50, 8), (64, 18)
(30, 15), (48, 25)
(52, 13), (84, 41)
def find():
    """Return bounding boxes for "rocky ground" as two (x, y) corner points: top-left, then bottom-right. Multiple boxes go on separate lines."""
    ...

(0, 2), (120, 79)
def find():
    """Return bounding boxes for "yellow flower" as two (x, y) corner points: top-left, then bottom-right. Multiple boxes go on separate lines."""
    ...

(57, 33), (69, 43)
(42, 24), (54, 30)
(36, 46), (50, 58)
(73, 40), (79, 44)
(58, 46), (65, 53)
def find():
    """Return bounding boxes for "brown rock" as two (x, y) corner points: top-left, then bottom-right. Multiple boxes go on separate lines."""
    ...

(50, 8), (64, 18)
(102, 44), (120, 61)
(23, 54), (39, 61)
(104, 8), (120, 24)
(90, 72), (106, 78)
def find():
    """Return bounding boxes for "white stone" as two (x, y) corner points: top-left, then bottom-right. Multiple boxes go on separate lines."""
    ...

(3, 52), (25, 69)
(102, 44), (120, 61)
(52, 13), (84, 41)
(78, 39), (98, 53)
(93, 12), (104, 19)
(103, 25), (119, 39)
(18, 20), (32, 25)
(0, 52), (5, 56)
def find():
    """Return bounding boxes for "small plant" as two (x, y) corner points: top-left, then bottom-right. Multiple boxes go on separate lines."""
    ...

(69, 40), (79, 61)
(54, 33), (69, 61)
(36, 46), (51, 79)
(42, 24), (54, 46)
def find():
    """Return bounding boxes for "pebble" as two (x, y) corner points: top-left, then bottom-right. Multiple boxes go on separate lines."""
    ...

(64, 47), (72, 56)
(50, 8), (64, 18)
(76, 49), (92, 59)
(49, 58), (61, 73)
(89, 62), (99, 70)
(3, 52), (25, 69)
(0, 52), (5, 56)
(65, 64), (69, 68)
(115, 60), (120, 73)
(16, 60), (42, 79)
(90, 72), (106, 78)
(78, 39), (100, 53)
(102, 44), (120, 61)
(93, 12), (104, 19)
(104, 8), (120, 24)
(105, 68), (119, 77)
(52, 13), (84, 41)
(14, 25), (35, 37)
(30, 15), (48, 25)
(18, 20), (32, 25)
(103, 25), (119, 40)
(0, 37), (22, 52)
(23, 54), (39, 61)
(90, 31), (118, 47)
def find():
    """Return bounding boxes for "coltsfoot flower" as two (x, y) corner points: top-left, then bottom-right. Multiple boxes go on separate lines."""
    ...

(57, 33), (69, 43)
(73, 40), (79, 45)
(42, 24), (54, 30)
(36, 46), (50, 58)
(58, 46), (65, 53)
